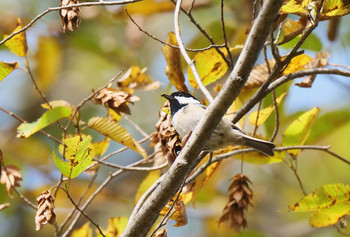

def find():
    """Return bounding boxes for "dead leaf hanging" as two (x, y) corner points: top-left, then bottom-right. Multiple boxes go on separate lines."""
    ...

(35, 190), (56, 231)
(218, 174), (253, 232)
(0, 164), (22, 198)
(93, 88), (140, 115)
(59, 0), (81, 32)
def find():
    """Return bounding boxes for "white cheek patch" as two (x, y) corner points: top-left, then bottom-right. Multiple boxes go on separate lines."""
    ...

(174, 96), (200, 105)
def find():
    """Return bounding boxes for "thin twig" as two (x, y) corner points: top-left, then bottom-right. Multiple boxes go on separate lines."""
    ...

(93, 159), (167, 171)
(124, 9), (225, 52)
(283, 157), (307, 195)
(0, 0), (142, 46)
(170, 0), (231, 68)
(57, 187), (105, 237)
(61, 158), (148, 237)
(173, 0), (213, 103)
(1, 162), (36, 209)
(220, 0), (233, 68)
(0, 106), (64, 145)
(270, 90), (279, 141)
(252, 100), (262, 136)
(123, 115), (149, 138)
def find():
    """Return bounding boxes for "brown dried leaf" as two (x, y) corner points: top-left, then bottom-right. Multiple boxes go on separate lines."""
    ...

(161, 32), (188, 92)
(93, 88), (140, 115)
(35, 190), (56, 231)
(0, 203), (10, 211)
(218, 174), (253, 232)
(59, 0), (81, 32)
(295, 52), (330, 88)
(151, 102), (182, 165)
(0, 164), (22, 198)
(160, 195), (188, 227)
(117, 66), (160, 90)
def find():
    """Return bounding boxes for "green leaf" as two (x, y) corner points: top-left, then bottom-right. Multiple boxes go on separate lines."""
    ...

(307, 110), (350, 143)
(283, 107), (319, 156)
(0, 61), (18, 82)
(281, 33), (322, 51)
(188, 48), (228, 88)
(249, 92), (287, 127)
(88, 117), (147, 159)
(17, 106), (71, 138)
(289, 183), (350, 227)
(53, 135), (93, 179)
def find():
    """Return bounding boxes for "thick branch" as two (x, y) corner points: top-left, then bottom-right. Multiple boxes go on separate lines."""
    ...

(121, 0), (284, 236)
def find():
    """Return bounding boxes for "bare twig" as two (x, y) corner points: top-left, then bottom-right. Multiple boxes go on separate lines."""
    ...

(124, 9), (225, 52)
(93, 159), (167, 171)
(270, 90), (279, 142)
(56, 187), (105, 237)
(283, 157), (307, 196)
(173, 0), (213, 102)
(123, 115), (149, 138)
(220, 0), (233, 68)
(0, 0), (142, 46)
(0, 107), (64, 145)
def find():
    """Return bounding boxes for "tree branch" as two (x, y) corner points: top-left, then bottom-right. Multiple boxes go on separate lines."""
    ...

(120, 1), (284, 236)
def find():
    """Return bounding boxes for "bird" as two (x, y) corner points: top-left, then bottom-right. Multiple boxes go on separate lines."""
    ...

(161, 91), (275, 156)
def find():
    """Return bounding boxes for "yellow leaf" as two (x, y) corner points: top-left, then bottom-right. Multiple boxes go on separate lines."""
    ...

(92, 138), (110, 157)
(135, 170), (161, 203)
(281, 0), (312, 14)
(124, 0), (174, 15)
(283, 54), (312, 75)
(105, 217), (129, 237)
(4, 18), (27, 57)
(117, 66), (160, 90)
(289, 183), (350, 227)
(88, 117), (147, 159)
(160, 194), (188, 227)
(34, 36), (62, 92)
(188, 48), (228, 88)
(0, 61), (18, 82)
(321, 0), (350, 20)
(108, 108), (123, 122)
(249, 92), (287, 127)
(279, 18), (307, 45)
(283, 107), (319, 156)
(161, 32), (188, 92)
(71, 222), (92, 237)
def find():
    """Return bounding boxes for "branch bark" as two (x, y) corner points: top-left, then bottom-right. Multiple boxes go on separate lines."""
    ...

(121, 0), (284, 236)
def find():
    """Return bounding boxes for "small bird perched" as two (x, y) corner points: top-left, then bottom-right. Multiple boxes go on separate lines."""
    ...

(162, 91), (275, 156)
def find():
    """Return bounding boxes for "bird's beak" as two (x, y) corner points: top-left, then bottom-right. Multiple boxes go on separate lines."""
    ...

(161, 94), (173, 101)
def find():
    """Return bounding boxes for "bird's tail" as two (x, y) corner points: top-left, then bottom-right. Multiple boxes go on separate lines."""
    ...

(242, 135), (275, 156)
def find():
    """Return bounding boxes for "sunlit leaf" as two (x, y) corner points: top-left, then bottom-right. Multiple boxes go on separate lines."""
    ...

(104, 217), (129, 237)
(237, 150), (284, 164)
(53, 135), (93, 179)
(123, 0), (174, 15)
(283, 107), (319, 156)
(160, 194), (188, 227)
(307, 110), (350, 143)
(34, 36), (62, 92)
(249, 92), (287, 127)
(289, 183), (350, 227)
(321, 0), (350, 20)
(88, 117), (147, 159)
(188, 48), (228, 88)
(0, 61), (18, 82)
(4, 18), (27, 57)
(283, 54), (313, 75)
(71, 222), (92, 237)
(135, 170), (160, 203)
(17, 106), (71, 138)
(161, 32), (188, 92)
(279, 18), (307, 45)
(281, 0), (312, 14)
(117, 66), (160, 90)
(92, 138), (110, 157)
